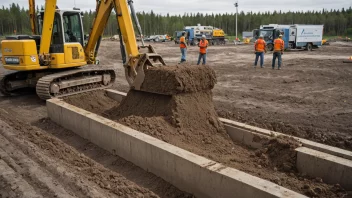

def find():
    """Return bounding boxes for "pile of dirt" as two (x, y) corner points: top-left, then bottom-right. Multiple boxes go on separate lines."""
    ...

(106, 89), (227, 145)
(107, 65), (228, 148)
(140, 65), (217, 95)
(64, 90), (118, 115)
(254, 136), (301, 172)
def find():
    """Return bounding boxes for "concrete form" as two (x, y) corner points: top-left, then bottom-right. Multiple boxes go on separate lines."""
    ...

(104, 89), (352, 190)
(221, 118), (352, 161)
(47, 98), (306, 198)
(296, 147), (352, 190)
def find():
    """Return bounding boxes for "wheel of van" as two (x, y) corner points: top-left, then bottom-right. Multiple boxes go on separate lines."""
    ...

(266, 43), (274, 51)
(307, 43), (313, 51)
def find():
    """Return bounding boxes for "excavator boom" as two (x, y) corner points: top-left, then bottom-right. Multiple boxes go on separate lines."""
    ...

(28, 0), (37, 35)
(85, 0), (166, 91)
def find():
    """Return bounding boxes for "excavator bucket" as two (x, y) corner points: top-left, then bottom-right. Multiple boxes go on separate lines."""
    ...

(131, 52), (166, 91)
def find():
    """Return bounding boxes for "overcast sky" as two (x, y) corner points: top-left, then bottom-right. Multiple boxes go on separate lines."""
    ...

(1, 0), (351, 15)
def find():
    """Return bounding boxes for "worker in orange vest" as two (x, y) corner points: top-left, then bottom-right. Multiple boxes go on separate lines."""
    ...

(197, 35), (209, 65)
(254, 35), (267, 68)
(272, 34), (285, 70)
(179, 32), (187, 63)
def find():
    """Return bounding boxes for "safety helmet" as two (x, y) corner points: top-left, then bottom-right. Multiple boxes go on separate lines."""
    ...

(279, 34), (283, 37)
(202, 35), (206, 38)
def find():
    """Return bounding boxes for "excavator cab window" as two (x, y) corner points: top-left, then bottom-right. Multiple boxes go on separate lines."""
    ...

(38, 12), (64, 53)
(63, 12), (83, 46)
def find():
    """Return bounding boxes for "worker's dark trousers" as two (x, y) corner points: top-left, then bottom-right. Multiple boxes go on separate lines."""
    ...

(254, 52), (264, 67)
(197, 53), (207, 65)
(272, 52), (282, 69)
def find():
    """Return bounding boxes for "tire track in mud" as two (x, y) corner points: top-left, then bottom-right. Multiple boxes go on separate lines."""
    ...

(0, 136), (75, 198)
(0, 120), (109, 198)
(0, 104), (192, 198)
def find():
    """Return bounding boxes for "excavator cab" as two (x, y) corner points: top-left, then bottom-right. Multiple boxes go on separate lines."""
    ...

(1, 8), (86, 72)
(37, 10), (84, 48)
(36, 9), (86, 68)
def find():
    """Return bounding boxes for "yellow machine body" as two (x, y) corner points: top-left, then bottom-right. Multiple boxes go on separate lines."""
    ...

(1, 40), (86, 70)
(213, 29), (225, 37)
(1, 40), (42, 70)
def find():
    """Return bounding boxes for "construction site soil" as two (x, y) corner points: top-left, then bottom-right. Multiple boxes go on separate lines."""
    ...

(0, 40), (351, 197)
(64, 87), (346, 197)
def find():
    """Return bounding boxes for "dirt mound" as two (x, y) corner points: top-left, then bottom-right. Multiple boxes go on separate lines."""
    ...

(140, 65), (217, 95)
(255, 136), (301, 172)
(106, 89), (227, 144)
(104, 65), (226, 145)
(64, 90), (118, 115)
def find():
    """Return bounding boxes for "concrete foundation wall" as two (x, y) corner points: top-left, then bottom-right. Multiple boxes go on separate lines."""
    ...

(47, 99), (306, 198)
(221, 118), (352, 161)
(224, 118), (352, 190)
(296, 147), (352, 190)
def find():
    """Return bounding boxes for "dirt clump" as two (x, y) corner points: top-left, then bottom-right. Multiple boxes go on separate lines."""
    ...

(140, 65), (217, 95)
(255, 136), (301, 172)
(64, 90), (118, 115)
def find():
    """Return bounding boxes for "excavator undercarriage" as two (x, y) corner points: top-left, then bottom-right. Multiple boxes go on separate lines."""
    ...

(0, 67), (116, 100)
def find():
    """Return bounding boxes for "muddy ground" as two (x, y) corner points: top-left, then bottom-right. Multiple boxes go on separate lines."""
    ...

(0, 40), (351, 197)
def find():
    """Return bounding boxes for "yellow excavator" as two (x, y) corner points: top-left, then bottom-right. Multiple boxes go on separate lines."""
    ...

(0, 0), (165, 100)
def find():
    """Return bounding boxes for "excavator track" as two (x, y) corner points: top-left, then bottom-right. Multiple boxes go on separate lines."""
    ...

(0, 73), (11, 96)
(36, 68), (116, 100)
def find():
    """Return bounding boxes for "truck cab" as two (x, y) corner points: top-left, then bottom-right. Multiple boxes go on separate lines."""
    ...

(173, 31), (184, 44)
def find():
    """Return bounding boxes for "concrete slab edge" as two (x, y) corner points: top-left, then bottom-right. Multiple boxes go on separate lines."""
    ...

(46, 98), (306, 198)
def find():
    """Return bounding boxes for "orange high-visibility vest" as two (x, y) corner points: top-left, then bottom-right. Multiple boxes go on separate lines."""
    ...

(180, 36), (187, 48)
(255, 39), (266, 52)
(199, 39), (209, 54)
(274, 38), (284, 52)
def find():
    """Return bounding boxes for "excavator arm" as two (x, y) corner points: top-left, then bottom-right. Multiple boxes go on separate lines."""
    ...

(85, 0), (165, 90)
(39, 0), (57, 65)
(29, 0), (37, 35)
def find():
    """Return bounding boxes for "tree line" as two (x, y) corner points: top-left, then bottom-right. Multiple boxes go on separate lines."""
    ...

(0, 3), (351, 37)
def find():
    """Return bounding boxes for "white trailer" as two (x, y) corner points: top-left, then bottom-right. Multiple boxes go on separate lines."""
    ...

(292, 25), (324, 50)
(254, 24), (324, 51)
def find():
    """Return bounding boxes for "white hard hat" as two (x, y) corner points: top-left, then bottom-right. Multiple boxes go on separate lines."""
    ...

(259, 35), (264, 38)
(202, 35), (206, 38)
(279, 34), (283, 37)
